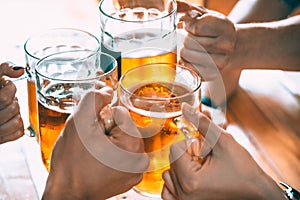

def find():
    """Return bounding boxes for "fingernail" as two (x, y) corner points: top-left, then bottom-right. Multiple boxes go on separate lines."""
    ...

(12, 66), (25, 71)
(99, 105), (115, 135)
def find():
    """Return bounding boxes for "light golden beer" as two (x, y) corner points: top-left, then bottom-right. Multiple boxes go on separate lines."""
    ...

(27, 79), (39, 141)
(38, 101), (70, 171)
(121, 48), (177, 75)
(100, 3), (178, 76)
(125, 82), (199, 196)
(37, 82), (75, 171)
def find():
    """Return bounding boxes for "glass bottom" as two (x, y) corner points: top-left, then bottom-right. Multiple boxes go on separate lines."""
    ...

(133, 187), (162, 199)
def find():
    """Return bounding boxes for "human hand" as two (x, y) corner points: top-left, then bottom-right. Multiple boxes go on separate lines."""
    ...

(177, 0), (236, 81)
(42, 86), (149, 200)
(117, 0), (164, 10)
(0, 62), (24, 144)
(162, 103), (286, 200)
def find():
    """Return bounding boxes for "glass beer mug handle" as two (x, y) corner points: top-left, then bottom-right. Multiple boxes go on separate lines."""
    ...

(175, 117), (199, 139)
(175, 116), (204, 161)
(8, 68), (35, 138)
(26, 126), (35, 137)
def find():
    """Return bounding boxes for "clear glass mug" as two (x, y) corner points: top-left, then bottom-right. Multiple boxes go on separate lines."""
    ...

(119, 63), (202, 198)
(99, 0), (177, 77)
(24, 28), (100, 142)
(35, 50), (118, 171)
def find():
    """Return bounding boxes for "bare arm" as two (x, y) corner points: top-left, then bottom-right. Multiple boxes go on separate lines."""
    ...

(228, 0), (298, 23)
(229, 15), (300, 71)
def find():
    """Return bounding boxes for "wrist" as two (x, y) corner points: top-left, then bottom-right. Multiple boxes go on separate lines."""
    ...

(253, 173), (287, 200)
(228, 24), (254, 70)
(42, 173), (83, 200)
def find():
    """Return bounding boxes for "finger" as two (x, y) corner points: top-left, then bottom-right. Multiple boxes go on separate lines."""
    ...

(184, 33), (231, 55)
(75, 98), (149, 173)
(180, 46), (222, 69)
(162, 184), (177, 200)
(118, 0), (164, 9)
(182, 103), (222, 157)
(112, 106), (142, 138)
(169, 141), (202, 173)
(169, 168), (181, 198)
(202, 109), (212, 119)
(0, 82), (17, 110)
(75, 86), (113, 119)
(95, 81), (107, 90)
(176, 0), (207, 15)
(179, 53), (220, 81)
(184, 14), (228, 37)
(162, 170), (177, 197)
(0, 99), (20, 125)
(0, 114), (24, 138)
(0, 129), (24, 144)
(108, 106), (149, 172)
(0, 62), (24, 78)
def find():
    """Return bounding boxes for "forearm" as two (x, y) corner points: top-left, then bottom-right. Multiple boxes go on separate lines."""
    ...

(42, 171), (86, 200)
(228, 0), (296, 23)
(229, 15), (300, 71)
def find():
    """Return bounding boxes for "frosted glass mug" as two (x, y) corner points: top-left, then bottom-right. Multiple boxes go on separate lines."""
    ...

(24, 28), (100, 142)
(99, 0), (177, 77)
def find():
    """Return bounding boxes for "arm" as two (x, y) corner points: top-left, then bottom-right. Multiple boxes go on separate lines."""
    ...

(229, 15), (300, 71)
(228, 0), (298, 23)
(228, 0), (300, 71)
(162, 103), (288, 200)
(178, 0), (300, 75)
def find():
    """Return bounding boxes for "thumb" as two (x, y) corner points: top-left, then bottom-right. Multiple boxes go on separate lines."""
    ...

(0, 62), (24, 78)
(182, 103), (222, 158)
(112, 106), (142, 138)
(74, 86), (113, 121)
(176, 0), (207, 14)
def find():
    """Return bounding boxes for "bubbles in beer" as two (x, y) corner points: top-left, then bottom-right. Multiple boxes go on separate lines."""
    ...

(41, 83), (82, 112)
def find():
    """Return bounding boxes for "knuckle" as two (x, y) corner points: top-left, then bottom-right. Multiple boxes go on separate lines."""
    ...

(14, 129), (24, 139)
(12, 115), (24, 129)
(0, 95), (10, 105)
(9, 101), (20, 114)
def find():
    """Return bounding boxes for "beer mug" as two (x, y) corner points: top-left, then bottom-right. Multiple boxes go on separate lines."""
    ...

(24, 28), (100, 142)
(35, 50), (118, 171)
(99, 0), (177, 77)
(119, 63), (202, 198)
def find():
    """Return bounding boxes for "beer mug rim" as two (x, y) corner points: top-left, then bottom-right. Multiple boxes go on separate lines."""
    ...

(119, 62), (201, 100)
(35, 50), (117, 82)
(99, 0), (177, 23)
(24, 28), (101, 61)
